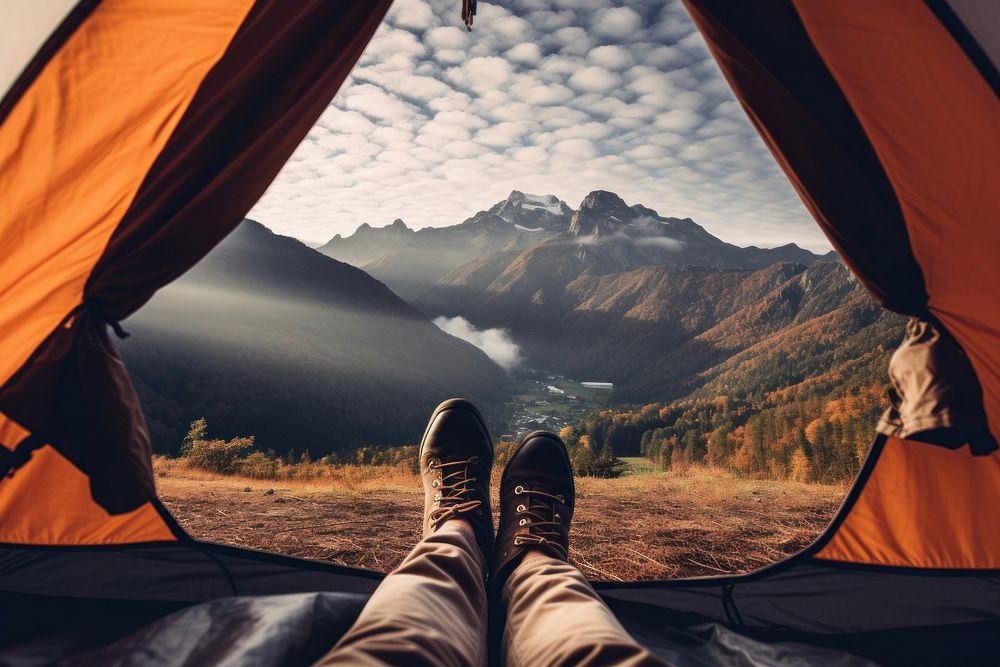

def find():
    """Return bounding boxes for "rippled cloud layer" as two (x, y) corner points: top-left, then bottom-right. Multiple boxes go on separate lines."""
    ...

(250, 0), (827, 251)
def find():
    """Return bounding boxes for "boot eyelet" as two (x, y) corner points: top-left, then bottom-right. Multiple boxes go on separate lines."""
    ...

(432, 480), (439, 487)
(469, 456), (479, 464)
(554, 513), (560, 520)
(518, 518), (528, 526)
(434, 492), (441, 501)
(557, 495), (565, 503)
(514, 537), (524, 545)
(429, 460), (437, 469)
(516, 504), (526, 512)
(514, 485), (524, 494)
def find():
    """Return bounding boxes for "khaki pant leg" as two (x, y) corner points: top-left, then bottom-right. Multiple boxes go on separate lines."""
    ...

(502, 555), (668, 667)
(316, 523), (488, 667)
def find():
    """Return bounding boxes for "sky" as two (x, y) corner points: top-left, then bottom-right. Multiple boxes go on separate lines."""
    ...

(248, 0), (830, 251)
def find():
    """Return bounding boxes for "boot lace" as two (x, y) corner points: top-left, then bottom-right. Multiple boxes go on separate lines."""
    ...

(512, 486), (567, 560)
(429, 457), (481, 526)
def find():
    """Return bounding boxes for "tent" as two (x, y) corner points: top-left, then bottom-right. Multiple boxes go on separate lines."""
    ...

(1, 0), (998, 664)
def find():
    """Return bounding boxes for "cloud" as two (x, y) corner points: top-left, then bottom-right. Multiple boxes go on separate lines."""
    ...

(509, 80), (575, 105)
(446, 56), (512, 94)
(635, 236), (684, 250)
(588, 45), (634, 70)
(628, 69), (676, 95)
(549, 27), (593, 55)
(568, 66), (622, 93)
(342, 84), (413, 121)
(433, 316), (522, 370)
(642, 45), (685, 68)
(573, 227), (682, 249)
(654, 110), (704, 132)
(376, 28), (426, 57)
(478, 121), (533, 147)
(425, 26), (468, 50)
(552, 138), (599, 159)
(593, 7), (642, 40)
(490, 15), (533, 43)
(315, 108), (374, 134)
(388, 0), (434, 30)
(388, 74), (454, 102)
(625, 144), (668, 160)
(506, 42), (543, 65)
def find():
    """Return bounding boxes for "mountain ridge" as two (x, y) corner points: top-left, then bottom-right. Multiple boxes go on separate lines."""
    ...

(121, 219), (511, 455)
(317, 189), (834, 301)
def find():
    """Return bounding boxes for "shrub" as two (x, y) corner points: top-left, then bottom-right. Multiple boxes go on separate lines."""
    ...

(186, 436), (255, 474)
(238, 451), (280, 479)
(569, 436), (625, 478)
(180, 418), (207, 457)
(181, 415), (255, 474)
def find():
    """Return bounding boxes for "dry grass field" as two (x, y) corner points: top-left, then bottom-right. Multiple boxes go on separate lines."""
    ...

(155, 457), (846, 581)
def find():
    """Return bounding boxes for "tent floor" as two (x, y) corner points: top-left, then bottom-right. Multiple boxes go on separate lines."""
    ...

(3, 591), (999, 666)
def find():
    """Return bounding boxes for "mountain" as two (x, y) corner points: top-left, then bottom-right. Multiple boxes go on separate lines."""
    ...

(316, 188), (860, 404)
(120, 220), (511, 455)
(504, 259), (899, 404)
(410, 191), (847, 394)
(418, 190), (830, 317)
(320, 186), (831, 310)
(572, 265), (903, 481)
(316, 191), (573, 300)
(601, 261), (900, 403)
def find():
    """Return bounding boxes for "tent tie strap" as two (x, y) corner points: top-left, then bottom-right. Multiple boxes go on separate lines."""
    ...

(722, 584), (744, 626)
(461, 0), (476, 31)
(0, 433), (45, 480)
(69, 301), (131, 339)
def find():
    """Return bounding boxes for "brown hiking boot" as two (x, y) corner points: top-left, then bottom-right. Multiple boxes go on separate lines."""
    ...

(419, 398), (494, 558)
(495, 430), (574, 585)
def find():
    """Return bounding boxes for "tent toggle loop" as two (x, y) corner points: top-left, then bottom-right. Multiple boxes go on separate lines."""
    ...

(106, 319), (131, 340)
(70, 301), (131, 339)
(0, 433), (45, 480)
(461, 0), (477, 31)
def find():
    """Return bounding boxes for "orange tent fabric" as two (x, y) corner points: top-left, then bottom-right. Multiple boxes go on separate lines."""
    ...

(0, 0), (255, 393)
(686, 0), (1000, 569)
(790, 0), (1000, 569)
(0, 0), (393, 539)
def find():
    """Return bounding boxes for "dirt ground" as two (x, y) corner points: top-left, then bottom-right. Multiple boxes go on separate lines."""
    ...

(157, 463), (845, 581)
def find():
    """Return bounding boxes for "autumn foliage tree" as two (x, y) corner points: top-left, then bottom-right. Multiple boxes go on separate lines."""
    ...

(580, 371), (889, 483)
(181, 418), (255, 474)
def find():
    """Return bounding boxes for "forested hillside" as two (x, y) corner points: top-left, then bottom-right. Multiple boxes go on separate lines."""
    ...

(571, 297), (904, 482)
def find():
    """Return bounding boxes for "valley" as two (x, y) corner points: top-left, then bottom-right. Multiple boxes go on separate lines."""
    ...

(126, 187), (903, 489)
(505, 369), (615, 436)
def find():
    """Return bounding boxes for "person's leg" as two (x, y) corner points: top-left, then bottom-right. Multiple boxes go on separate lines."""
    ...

(318, 519), (487, 667)
(494, 432), (667, 667)
(317, 399), (495, 667)
(502, 552), (666, 667)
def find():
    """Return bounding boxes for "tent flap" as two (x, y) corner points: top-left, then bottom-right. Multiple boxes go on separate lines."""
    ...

(0, 0), (393, 519)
